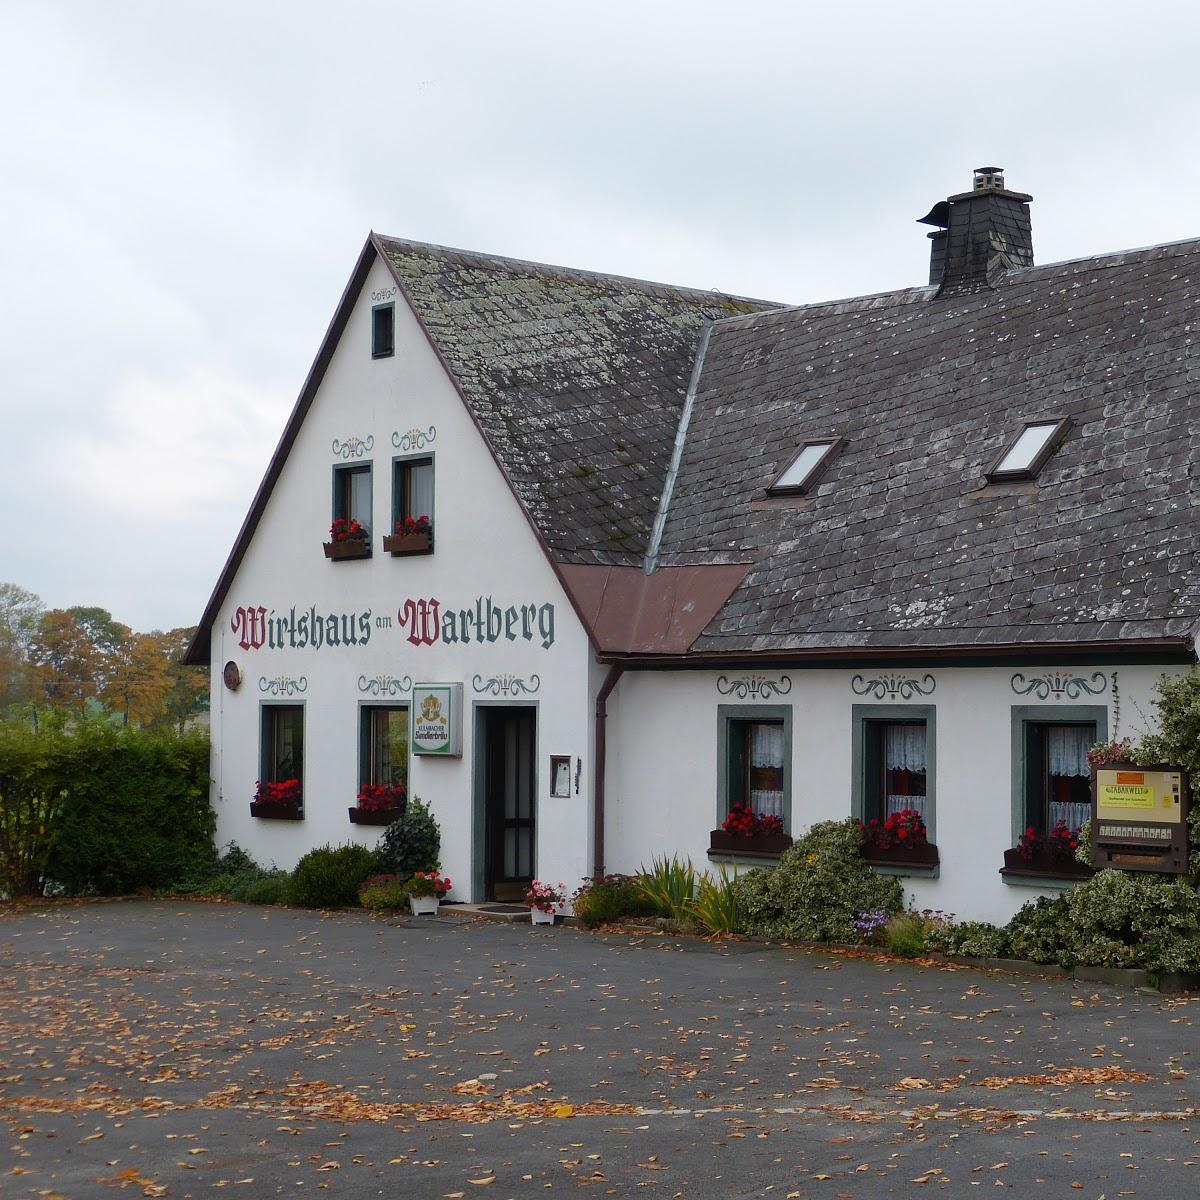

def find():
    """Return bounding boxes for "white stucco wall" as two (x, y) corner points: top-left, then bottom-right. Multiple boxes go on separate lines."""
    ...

(207, 254), (594, 899)
(604, 663), (1186, 924)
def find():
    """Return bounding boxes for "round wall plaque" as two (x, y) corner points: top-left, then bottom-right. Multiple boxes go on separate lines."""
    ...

(222, 660), (243, 691)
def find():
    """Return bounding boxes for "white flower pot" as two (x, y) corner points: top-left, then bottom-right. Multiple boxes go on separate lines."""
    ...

(530, 906), (556, 925)
(409, 894), (440, 916)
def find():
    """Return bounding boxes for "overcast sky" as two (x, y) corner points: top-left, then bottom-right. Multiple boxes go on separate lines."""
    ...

(3, 0), (1200, 631)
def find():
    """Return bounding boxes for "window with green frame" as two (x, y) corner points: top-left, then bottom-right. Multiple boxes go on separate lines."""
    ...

(861, 719), (929, 823)
(261, 705), (303, 785)
(1022, 721), (1096, 834)
(333, 463), (372, 533)
(359, 706), (409, 790)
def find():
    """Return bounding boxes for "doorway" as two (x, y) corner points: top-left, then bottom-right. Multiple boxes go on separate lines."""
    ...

(479, 706), (537, 902)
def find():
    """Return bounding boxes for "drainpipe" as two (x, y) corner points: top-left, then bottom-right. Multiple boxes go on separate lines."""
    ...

(592, 664), (624, 879)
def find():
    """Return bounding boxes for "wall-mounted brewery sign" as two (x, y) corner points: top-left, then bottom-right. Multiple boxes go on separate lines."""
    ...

(1091, 762), (1190, 874)
(412, 683), (463, 757)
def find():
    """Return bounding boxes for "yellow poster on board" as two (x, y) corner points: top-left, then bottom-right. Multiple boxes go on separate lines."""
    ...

(1096, 768), (1182, 824)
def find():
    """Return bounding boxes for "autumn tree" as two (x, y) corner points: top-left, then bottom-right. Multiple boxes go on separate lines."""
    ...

(0, 583), (44, 711)
(154, 627), (209, 732)
(29, 610), (102, 710)
(104, 626), (174, 727)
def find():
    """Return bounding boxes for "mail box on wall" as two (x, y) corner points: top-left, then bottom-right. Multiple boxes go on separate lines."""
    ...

(1091, 761), (1190, 874)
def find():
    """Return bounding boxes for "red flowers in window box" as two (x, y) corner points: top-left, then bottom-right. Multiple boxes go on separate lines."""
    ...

(349, 783), (408, 825)
(709, 804), (793, 857)
(1002, 820), (1093, 880)
(856, 809), (940, 868)
(324, 517), (371, 559)
(251, 778), (303, 820)
(383, 514), (433, 556)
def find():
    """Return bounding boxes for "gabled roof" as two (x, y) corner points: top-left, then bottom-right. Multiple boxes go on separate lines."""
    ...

(374, 236), (778, 564)
(185, 237), (779, 664)
(653, 238), (1200, 658)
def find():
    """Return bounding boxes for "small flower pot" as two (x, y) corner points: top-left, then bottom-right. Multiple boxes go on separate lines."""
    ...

(861, 841), (940, 868)
(1001, 847), (1093, 880)
(709, 829), (794, 857)
(530, 906), (556, 925)
(348, 807), (405, 826)
(383, 532), (432, 556)
(323, 539), (371, 560)
(250, 801), (303, 820)
(409, 894), (440, 916)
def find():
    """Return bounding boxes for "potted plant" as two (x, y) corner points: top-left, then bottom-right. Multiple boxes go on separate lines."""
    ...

(383, 514), (433, 556)
(857, 808), (939, 868)
(709, 803), (794, 857)
(349, 783), (408, 826)
(524, 880), (568, 925)
(250, 778), (303, 820)
(405, 870), (451, 916)
(1001, 820), (1093, 880)
(323, 517), (371, 560)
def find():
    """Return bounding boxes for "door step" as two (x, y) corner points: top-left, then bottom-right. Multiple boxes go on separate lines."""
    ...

(455, 903), (531, 922)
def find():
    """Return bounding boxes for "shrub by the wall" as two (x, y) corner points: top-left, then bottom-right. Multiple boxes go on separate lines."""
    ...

(287, 844), (380, 908)
(572, 875), (656, 928)
(928, 920), (1013, 959)
(732, 820), (903, 943)
(377, 797), (440, 879)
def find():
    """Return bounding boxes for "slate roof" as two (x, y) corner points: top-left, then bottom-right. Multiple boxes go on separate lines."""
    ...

(654, 238), (1200, 655)
(376, 236), (777, 565)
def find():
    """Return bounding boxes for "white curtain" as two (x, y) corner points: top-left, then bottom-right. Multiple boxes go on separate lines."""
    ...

(1047, 726), (1091, 777)
(1047, 725), (1092, 831)
(885, 724), (927, 818)
(410, 462), (435, 522)
(749, 723), (785, 817)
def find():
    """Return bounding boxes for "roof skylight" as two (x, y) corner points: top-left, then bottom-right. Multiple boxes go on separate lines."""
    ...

(987, 418), (1071, 481)
(768, 438), (842, 496)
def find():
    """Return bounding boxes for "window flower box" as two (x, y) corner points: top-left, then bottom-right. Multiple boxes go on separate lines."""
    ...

(250, 800), (304, 820)
(383, 515), (433, 556)
(324, 517), (371, 560)
(1000, 846), (1093, 880)
(708, 829), (794, 857)
(861, 841), (940, 868)
(251, 779), (303, 821)
(350, 784), (407, 826)
(857, 808), (938, 869)
(383, 531), (431, 555)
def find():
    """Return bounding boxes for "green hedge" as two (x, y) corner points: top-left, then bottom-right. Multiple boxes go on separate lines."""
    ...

(0, 714), (212, 896)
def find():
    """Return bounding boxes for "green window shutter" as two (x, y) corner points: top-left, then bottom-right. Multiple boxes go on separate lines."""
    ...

(1023, 722), (1045, 832)
(863, 722), (883, 822)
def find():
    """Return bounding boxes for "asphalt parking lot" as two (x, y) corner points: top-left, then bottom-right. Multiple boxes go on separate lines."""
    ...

(3, 899), (1200, 1198)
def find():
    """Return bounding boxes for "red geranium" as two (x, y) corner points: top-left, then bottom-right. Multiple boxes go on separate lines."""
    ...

(355, 783), (407, 814)
(857, 808), (927, 851)
(329, 517), (368, 542)
(395, 513), (432, 536)
(722, 803), (785, 838)
(254, 778), (301, 807)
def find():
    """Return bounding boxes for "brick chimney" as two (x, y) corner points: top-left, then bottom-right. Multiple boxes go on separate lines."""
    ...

(917, 167), (1033, 294)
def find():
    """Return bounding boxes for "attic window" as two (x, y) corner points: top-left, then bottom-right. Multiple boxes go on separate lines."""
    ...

(987, 418), (1070, 482)
(372, 303), (395, 359)
(767, 438), (842, 496)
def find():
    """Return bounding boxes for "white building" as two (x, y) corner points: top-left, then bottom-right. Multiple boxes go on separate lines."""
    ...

(187, 169), (1199, 923)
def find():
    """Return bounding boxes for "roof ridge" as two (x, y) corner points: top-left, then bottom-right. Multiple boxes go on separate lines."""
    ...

(374, 232), (784, 310)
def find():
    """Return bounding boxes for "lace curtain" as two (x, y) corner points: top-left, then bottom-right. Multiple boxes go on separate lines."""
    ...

(1047, 725), (1092, 831)
(748, 723), (785, 817)
(885, 723), (927, 818)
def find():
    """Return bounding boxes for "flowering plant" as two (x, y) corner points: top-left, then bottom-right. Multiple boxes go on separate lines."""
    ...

(1087, 739), (1134, 767)
(395, 514), (432, 536)
(1018, 820), (1080, 863)
(254, 778), (301, 807)
(853, 909), (890, 944)
(721, 803), (786, 838)
(405, 870), (452, 899)
(355, 783), (407, 814)
(857, 808), (928, 851)
(329, 516), (368, 542)
(524, 879), (568, 914)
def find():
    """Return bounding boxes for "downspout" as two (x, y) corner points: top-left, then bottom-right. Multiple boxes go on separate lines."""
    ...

(592, 664), (625, 879)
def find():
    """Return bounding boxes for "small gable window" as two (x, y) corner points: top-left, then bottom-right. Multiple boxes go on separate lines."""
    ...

(767, 438), (841, 496)
(987, 417), (1070, 481)
(372, 303), (395, 359)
